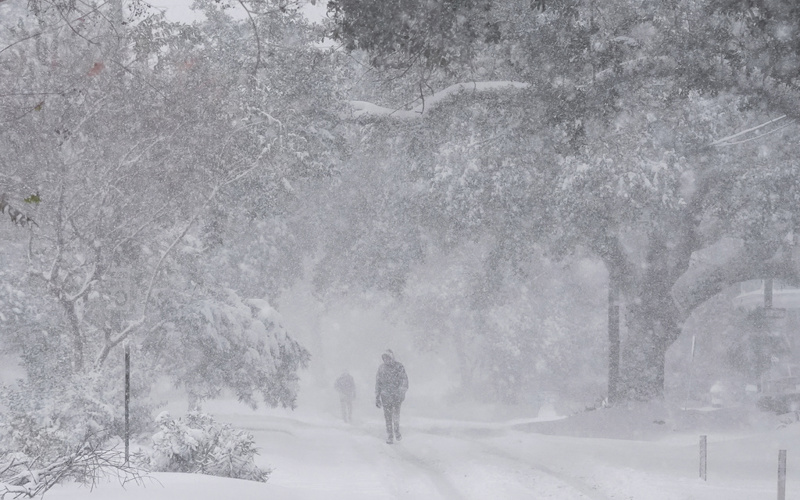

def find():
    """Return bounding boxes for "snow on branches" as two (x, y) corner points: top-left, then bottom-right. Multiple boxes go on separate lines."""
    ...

(349, 81), (530, 120)
(0, 441), (145, 499)
(161, 289), (310, 409)
(145, 411), (270, 482)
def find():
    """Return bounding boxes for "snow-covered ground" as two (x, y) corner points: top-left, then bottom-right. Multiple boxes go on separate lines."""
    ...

(45, 390), (798, 500)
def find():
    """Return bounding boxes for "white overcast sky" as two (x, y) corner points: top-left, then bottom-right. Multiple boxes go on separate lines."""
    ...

(149, 0), (328, 23)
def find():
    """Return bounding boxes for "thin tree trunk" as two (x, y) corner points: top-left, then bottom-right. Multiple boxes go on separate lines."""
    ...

(62, 299), (85, 373)
(452, 330), (472, 393)
(608, 278), (620, 404)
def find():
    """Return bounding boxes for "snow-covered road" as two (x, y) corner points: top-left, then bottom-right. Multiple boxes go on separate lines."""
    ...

(211, 401), (798, 500)
(227, 412), (606, 500)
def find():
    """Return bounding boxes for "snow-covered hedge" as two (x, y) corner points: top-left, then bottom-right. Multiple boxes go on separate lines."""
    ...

(145, 412), (270, 482)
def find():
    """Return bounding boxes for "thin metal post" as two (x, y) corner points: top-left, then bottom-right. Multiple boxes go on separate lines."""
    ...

(778, 449), (786, 500)
(699, 435), (707, 481)
(765, 278), (773, 309)
(124, 344), (130, 464)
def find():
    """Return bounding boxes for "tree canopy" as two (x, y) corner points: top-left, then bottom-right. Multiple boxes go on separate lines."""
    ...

(324, 0), (800, 399)
(0, 0), (341, 416)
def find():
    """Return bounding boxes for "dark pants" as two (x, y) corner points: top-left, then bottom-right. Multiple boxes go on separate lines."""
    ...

(340, 396), (353, 423)
(382, 402), (401, 438)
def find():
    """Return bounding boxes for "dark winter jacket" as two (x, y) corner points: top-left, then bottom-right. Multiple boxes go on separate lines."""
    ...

(335, 372), (356, 400)
(375, 360), (408, 406)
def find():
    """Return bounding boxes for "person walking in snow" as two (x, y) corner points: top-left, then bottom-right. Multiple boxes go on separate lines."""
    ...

(375, 349), (408, 444)
(334, 370), (356, 423)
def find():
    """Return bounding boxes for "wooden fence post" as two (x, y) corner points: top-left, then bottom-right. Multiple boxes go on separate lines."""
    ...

(699, 435), (707, 481)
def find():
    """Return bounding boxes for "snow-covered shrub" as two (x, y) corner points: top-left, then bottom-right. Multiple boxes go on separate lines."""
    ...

(0, 370), (153, 462)
(145, 412), (270, 482)
(151, 289), (310, 409)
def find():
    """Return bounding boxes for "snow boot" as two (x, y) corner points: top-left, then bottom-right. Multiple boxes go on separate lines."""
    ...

(395, 431), (402, 441)
(386, 436), (393, 444)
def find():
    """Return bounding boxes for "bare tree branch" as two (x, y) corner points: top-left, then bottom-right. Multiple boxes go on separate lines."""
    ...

(237, 0), (262, 75)
(0, 439), (147, 499)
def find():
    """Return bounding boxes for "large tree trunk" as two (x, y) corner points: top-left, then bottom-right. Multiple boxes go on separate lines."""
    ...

(619, 307), (670, 400)
(614, 237), (794, 401)
(615, 235), (685, 401)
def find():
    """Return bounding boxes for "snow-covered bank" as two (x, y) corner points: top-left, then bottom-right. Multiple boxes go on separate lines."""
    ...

(45, 399), (797, 500)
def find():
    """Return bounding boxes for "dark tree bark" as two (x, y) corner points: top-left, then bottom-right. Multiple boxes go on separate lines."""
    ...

(607, 274), (620, 404)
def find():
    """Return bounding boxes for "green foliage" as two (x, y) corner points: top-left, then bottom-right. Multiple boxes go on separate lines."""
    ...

(22, 193), (40, 204)
(0, 195), (36, 228)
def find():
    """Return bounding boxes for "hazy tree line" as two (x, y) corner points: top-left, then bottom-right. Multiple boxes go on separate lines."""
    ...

(0, 0), (799, 462)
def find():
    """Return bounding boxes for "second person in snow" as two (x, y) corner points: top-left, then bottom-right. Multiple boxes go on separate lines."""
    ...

(334, 370), (356, 423)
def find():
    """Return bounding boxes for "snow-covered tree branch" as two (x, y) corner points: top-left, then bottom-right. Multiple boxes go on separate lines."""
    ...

(349, 81), (530, 120)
